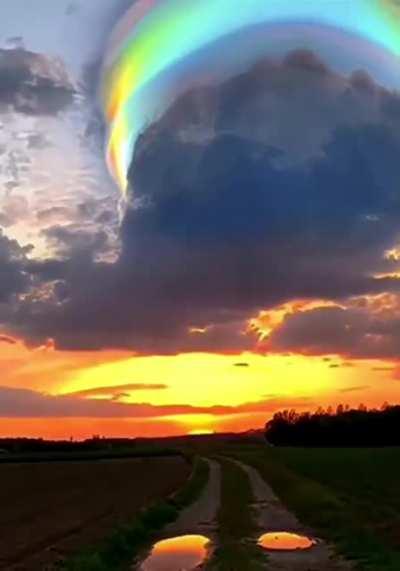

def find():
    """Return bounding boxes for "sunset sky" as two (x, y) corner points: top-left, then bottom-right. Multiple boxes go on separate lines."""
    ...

(1, 0), (400, 439)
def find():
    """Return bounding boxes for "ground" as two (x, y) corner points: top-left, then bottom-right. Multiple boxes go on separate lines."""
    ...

(5, 437), (400, 570)
(220, 443), (400, 570)
(236, 459), (352, 570)
(134, 453), (353, 570)
(0, 455), (190, 570)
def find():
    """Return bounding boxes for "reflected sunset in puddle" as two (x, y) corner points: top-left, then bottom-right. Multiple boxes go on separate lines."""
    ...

(140, 535), (210, 570)
(258, 531), (316, 551)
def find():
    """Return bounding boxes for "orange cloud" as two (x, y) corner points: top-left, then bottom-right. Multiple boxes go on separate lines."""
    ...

(248, 299), (340, 342)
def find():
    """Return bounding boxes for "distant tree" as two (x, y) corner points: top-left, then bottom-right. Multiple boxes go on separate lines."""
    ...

(265, 404), (400, 447)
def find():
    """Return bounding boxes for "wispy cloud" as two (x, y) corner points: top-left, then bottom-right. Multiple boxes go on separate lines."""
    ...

(65, 383), (168, 401)
(339, 385), (371, 394)
(0, 385), (312, 419)
(0, 335), (16, 345)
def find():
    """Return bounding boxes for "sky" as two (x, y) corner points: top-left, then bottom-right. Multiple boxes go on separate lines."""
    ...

(1, 0), (400, 439)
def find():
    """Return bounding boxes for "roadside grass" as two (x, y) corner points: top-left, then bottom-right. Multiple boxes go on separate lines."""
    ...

(224, 445), (400, 571)
(208, 457), (266, 571)
(62, 456), (210, 571)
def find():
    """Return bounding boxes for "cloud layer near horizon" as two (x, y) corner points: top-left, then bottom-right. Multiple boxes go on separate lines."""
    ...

(0, 385), (311, 419)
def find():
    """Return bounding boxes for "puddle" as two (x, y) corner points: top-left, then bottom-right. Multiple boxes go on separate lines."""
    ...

(140, 535), (210, 570)
(258, 531), (317, 551)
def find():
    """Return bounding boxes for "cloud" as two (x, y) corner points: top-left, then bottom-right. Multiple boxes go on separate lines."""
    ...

(372, 366), (396, 372)
(4, 51), (400, 357)
(0, 39), (119, 264)
(66, 2), (79, 16)
(0, 195), (29, 228)
(0, 48), (74, 115)
(42, 225), (110, 259)
(339, 385), (371, 393)
(0, 231), (31, 302)
(263, 301), (400, 360)
(0, 385), (311, 419)
(0, 335), (16, 345)
(66, 383), (168, 400)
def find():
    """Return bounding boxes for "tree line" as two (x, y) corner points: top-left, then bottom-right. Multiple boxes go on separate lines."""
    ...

(265, 403), (400, 446)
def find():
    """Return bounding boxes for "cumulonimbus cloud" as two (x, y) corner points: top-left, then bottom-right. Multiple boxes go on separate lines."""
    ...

(3, 51), (400, 362)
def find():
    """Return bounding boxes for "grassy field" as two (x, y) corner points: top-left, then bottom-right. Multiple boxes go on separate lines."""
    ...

(208, 458), (266, 571)
(0, 454), (191, 570)
(224, 444), (400, 571)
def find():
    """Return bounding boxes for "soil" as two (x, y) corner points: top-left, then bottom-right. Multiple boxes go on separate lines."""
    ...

(0, 456), (190, 571)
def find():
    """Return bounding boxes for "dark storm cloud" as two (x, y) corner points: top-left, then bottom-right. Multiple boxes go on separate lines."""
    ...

(6, 51), (400, 355)
(263, 305), (400, 360)
(42, 225), (109, 258)
(0, 232), (31, 302)
(0, 48), (74, 115)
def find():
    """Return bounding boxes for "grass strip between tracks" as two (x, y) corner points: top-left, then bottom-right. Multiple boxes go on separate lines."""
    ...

(208, 457), (266, 570)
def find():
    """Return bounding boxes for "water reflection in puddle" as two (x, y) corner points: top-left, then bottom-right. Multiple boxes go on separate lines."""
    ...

(258, 531), (317, 551)
(140, 535), (210, 570)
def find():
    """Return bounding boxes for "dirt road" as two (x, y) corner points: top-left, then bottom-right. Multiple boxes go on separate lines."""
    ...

(134, 457), (353, 570)
(165, 459), (221, 538)
(237, 460), (353, 571)
(134, 459), (221, 570)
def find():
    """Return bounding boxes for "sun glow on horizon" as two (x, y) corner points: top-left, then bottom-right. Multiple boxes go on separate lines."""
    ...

(61, 352), (339, 407)
(1, 334), (399, 439)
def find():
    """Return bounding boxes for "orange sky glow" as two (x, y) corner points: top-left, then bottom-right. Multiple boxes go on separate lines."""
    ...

(1, 326), (399, 439)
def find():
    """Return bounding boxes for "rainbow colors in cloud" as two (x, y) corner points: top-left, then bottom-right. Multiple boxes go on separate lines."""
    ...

(101, 0), (400, 195)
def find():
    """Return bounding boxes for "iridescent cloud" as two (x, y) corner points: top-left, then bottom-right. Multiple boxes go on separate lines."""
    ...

(102, 0), (400, 193)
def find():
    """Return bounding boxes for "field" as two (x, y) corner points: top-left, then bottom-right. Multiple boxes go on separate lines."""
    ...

(4, 436), (400, 571)
(224, 444), (400, 571)
(0, 454), (191, 570)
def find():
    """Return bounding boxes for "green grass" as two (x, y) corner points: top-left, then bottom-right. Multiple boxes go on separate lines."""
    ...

(208, 458), (266, 571)
(62, 456), (210, 571)
(224, 444), (400, 571)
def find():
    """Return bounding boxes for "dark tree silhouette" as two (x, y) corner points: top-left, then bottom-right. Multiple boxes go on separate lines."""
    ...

(265, 403), (400, 446)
